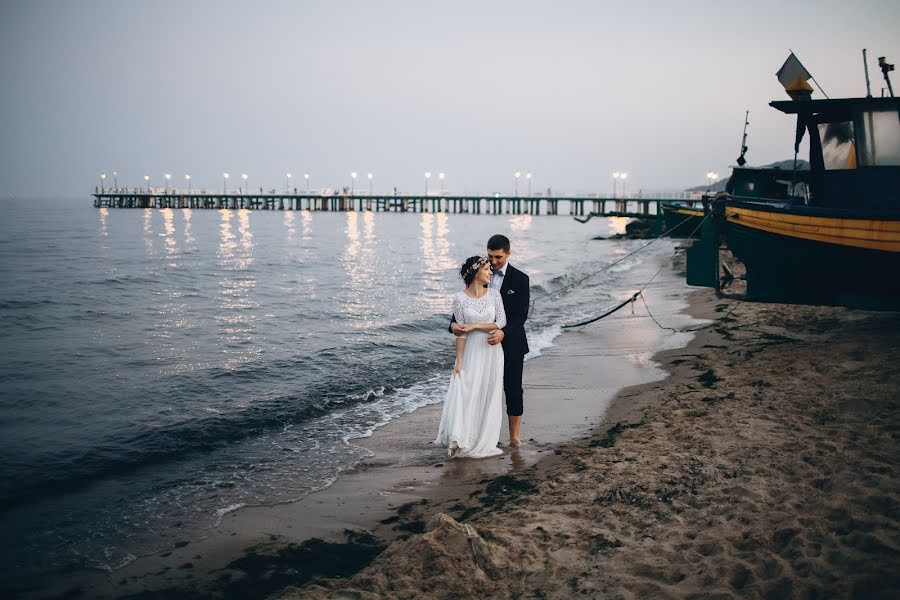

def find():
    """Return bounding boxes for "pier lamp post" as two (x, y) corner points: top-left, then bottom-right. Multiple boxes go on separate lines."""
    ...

(286, 172), (293, 194)
(223, 172), (230, 194)
(438, 172), (445, 195)
(100, 173), (106, 192)
(612, 172), (621, 198)
(113, 171), (118, 191)
(185, 174), (191, 193)
(706, 171), (719, 192)
(424, 171), (431, 196)
(164, 173), (171, 194)
(620, 172), (628, 198)
(526, 172), (532, 197)
(241, 173), (248, 194)
(514, 171), (521, 197)
(350, 172), (358, 195)
(304, 173), (310, 192)
(144, 174), (150, 192)
(367, 172), (374, 195)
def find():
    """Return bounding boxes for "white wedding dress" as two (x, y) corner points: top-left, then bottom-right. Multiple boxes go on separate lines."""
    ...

(434, 289), (506, 458)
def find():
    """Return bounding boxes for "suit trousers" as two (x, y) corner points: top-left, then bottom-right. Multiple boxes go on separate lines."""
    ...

(503, 348), (525, 417)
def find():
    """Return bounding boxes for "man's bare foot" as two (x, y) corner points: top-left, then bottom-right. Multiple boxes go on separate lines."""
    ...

(509, 438), (521, 447)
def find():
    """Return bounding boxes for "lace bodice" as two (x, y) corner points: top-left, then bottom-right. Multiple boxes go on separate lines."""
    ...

(451, 289), (506, 335)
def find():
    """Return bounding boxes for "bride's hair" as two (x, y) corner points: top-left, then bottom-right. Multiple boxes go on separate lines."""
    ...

(460, 255), (485, 286)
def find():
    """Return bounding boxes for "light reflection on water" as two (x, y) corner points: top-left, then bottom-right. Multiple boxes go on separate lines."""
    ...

(98, 207), (108, 238)
(216, 209), (260, 370)
(340, 211), (381, 328)
(608, 216), (629, 235)
(142, 208), (154, 255)
(420, 213), (456, 313)
(161, 208), (178, 264)
(182, 208), (195, 250)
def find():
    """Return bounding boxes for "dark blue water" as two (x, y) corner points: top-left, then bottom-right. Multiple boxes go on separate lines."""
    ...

(0, 198), (681, 584)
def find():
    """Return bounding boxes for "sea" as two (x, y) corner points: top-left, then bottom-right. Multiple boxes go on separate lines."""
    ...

(0, 198), (691, 590)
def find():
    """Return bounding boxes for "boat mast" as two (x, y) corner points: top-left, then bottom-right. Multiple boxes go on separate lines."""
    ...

(736, 111), (750, 166)
(863, 49), (873, 98)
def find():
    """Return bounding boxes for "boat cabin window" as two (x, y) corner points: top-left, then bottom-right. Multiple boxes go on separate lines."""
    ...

(817, 122), (856, 170)
(856, 110), (900, 166)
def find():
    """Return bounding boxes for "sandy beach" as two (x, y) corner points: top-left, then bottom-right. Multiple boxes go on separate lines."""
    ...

(37, 259), (900, 599)
(277, 288), (900, 598)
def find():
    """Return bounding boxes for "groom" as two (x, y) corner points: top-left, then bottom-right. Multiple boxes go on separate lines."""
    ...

(451, 234), (530, 447)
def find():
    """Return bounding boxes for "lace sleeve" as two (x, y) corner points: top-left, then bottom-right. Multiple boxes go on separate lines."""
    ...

(492, 289), (507, 330)
(452, 293), (467, 338)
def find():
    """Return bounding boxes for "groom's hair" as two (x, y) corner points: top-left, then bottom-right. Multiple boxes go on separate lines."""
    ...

(487, 234), (510, 252)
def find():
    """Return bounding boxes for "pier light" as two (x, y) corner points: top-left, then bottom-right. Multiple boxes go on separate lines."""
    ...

(612, 172), (622, 198)
(514, 171), (522, 198)
(367, 172), (374, 195)
(164, 173), (171, 194)
(706, 171), (719, 192)
(112, 170), (118, 190)
(526, 172), (532, 197)
(223, 172), (230, 194)
(100, 172), (106, 192)
(620, 172), (628, 198)
(185, 174), (191, 193)
(438, 172), (445, 195)
(144, 174), (150, 192)
(350, 172), (357, 195)
(424, 171), (431, 196)
(286, 172), (293, 193)
(241, 173), (248, 195)
(303, 172), (310, 192)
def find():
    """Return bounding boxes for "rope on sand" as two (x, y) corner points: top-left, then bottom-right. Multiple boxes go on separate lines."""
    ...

(560, 212), (717, 331)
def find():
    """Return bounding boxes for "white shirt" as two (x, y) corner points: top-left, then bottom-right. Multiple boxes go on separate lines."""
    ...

(489, 263), (508, 291)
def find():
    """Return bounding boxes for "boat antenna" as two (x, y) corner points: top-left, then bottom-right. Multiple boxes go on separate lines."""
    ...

(790, 48), (829, 99)
(863, 49), (873, 97)
(878, 55), (895, 97)
(736, 110), (749, 166)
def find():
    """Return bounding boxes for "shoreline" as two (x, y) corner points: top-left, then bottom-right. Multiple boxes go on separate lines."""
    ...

(285, 287), (900, 598)
(32, 253), (703, 599)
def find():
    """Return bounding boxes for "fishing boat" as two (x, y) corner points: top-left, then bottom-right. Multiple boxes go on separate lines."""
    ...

(710, 53), (900, 309)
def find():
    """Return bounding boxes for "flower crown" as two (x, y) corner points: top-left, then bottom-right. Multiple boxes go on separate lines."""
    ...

(462, 255), (489, 279)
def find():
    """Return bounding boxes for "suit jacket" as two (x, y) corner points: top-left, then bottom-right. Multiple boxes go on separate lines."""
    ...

(449, 264), (530, 356)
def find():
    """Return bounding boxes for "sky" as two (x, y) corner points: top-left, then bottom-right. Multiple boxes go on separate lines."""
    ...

(1, 0), (899, 199)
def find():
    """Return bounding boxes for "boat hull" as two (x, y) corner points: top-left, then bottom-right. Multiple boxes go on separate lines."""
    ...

(661, 203), (704, 238)
(725, 202), (900, 309)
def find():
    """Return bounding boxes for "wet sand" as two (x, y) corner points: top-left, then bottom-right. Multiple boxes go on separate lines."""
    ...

(283, 290), (900, 598)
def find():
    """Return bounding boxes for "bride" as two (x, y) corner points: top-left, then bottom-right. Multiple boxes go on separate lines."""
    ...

(434, 255), (507, 458)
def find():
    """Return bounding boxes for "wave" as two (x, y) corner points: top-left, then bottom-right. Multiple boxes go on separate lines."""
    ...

(0, 334), (454, 511)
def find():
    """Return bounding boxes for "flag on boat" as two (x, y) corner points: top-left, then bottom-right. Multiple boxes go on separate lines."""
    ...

(776, 52), (813, 97)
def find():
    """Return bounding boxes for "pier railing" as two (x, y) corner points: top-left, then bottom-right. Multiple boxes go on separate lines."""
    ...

(92, 191), (704, 217)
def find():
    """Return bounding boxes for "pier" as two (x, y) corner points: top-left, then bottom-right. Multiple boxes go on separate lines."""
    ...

(92, 191), (703, 218)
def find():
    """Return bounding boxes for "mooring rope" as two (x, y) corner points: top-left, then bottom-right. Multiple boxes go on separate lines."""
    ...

(530, 213), (709, 309)
(558, 210), (714, 330)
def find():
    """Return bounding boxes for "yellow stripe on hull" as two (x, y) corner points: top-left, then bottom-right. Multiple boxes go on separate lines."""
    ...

(664, 206), (704, 217)
(726, 206), (900, 253)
